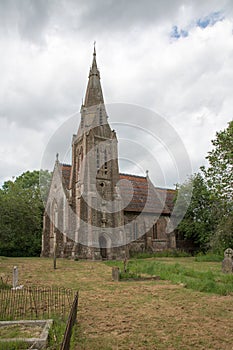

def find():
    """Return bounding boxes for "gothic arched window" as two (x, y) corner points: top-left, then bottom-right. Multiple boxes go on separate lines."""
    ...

(152, 223), (157, 239)
(104, 149), (108, 175)
(77, 147), (83, 173)
(96, 147), (100, 170)
(99, 107), (103, 125)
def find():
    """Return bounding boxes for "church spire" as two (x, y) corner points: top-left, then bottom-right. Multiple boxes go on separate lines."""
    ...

(84, 45), (104, 107)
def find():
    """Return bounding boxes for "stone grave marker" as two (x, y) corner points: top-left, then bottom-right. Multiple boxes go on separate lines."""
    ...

(12, 266), (18, 289)
(112, 267), (120, 281)
(222, 248), (233, 274)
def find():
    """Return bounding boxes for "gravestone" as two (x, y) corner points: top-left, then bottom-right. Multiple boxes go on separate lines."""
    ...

(222, 248), (233, 274)
(12, 266), (18, 289)
(112, 267), (120, 281)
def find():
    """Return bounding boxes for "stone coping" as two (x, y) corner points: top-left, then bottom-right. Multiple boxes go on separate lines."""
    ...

(0, 319), (53, 349)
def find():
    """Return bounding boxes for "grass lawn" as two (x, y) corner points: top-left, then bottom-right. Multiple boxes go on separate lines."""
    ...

(0, 256), (233, 349)
(106, 256), (233, 295)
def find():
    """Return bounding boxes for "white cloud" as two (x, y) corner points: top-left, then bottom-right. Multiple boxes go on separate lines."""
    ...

(0, 0), (233, 187)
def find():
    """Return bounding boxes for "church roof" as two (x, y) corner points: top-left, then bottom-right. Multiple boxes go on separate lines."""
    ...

(60, 164), (176, 215)
(119, 173), (175, 214)
(60, 164), (71, 188)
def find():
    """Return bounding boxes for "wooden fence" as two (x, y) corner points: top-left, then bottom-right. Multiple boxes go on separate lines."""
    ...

(0, 286), (75, 320)
(60, 291), (79, 350)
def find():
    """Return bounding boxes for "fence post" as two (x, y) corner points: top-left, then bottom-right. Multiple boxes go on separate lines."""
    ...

(60, 292), (79, 350)
(54, 243), (57, 270)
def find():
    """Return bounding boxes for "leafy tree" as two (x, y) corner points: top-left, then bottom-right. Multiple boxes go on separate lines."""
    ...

(0, 170), (51, 257)
(200, 121), (233, 250)
(201, 121), (233, 202)
(175, 173), (217, 252)
(210, 212), (233, 253)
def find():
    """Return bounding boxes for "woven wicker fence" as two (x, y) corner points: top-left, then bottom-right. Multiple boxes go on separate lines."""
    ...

(0, 286), (75, 320)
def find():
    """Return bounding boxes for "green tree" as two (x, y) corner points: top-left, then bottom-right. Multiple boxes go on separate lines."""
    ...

(176, 173), (217, 252)
(201, 121), (233, 202)
(0, 170), (51, 257)
(210, 212), (233, 253)
(201, 121), (233, 251)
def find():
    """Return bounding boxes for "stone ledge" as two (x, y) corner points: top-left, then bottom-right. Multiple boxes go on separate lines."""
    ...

(0, 319), (53, 349)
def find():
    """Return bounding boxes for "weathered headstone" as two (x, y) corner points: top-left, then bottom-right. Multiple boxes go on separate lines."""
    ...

(12, 266), (18, 289)
(112, 267), (120, 281)
(222, 248), (233, 274)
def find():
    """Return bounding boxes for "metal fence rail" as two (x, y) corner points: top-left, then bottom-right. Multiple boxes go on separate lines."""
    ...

(60, 291), (79, 350)
(0, 286), (75, 320)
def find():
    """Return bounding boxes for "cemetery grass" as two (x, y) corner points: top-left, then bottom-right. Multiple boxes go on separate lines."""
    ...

(0, 257), (233, 349)
(106, 256), (233, 295)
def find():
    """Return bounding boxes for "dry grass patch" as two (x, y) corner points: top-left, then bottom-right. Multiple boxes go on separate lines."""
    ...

(1, 257), (233, 349)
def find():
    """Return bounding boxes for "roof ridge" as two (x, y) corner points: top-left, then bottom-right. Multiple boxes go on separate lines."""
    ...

(119, 173), (146, 179)
(154, 186), (176, 192)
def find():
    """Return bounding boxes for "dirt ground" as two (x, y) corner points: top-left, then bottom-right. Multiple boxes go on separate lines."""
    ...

(1, 258), (233, 349)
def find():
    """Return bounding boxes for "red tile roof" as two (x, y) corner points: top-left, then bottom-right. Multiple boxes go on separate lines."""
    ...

(61, 164), (71, 188)
(60, 165), (176, 215)
(119, 173), (175, 214)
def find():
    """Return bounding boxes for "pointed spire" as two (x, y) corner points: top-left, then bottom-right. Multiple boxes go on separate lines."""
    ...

(84, 44), (104, 107)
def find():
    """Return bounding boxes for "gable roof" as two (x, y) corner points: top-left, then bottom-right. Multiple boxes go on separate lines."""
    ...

(119, 173), (175, 214)
(60, 164), (71, 189)
(60, 164), (176, 215)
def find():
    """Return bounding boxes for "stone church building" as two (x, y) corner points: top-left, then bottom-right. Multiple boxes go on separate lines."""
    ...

(41, 48), (176, 260)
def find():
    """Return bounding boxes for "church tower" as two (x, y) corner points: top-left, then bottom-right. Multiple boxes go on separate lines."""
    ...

(69, 47), (126, 259)
(41, 47), (177, 260)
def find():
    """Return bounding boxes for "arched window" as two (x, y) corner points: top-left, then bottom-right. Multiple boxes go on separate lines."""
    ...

(104, 149), (108, 175)
(96, 147), (100, 170)
(80, 147), (83, 160)
(99, 107), (103, 125)
(77, 147), (83, 173)
(152, 223), (157, 239)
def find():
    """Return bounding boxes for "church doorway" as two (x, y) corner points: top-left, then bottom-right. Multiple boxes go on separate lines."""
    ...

(99, 236), (107, 260)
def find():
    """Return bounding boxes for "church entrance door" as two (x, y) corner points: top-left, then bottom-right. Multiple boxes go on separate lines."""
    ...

(99, 236), (107, 260)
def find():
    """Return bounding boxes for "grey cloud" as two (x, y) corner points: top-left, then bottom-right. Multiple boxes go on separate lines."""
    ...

(75, 0), (232, 33)
(1, 0), (231, 44)
(0, 0), (53, 44)
(0, 0), (233, 186)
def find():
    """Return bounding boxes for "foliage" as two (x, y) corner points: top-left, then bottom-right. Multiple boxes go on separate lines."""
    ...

(47, 318), (67, 350)
(120, 270), (141, 280)
(210, 211), (233, 253)
(200, 121), (233, 250)
(175, 121), (233, 253)
(0, 170), (51, 257)
(175, 173), (217, 252)
(201, 120), (233, 201)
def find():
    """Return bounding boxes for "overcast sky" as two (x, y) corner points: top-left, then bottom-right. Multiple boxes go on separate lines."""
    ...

(0, 0), (233, 188)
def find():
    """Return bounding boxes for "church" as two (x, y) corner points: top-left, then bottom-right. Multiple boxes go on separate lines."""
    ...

(41, 48), (176, 260)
